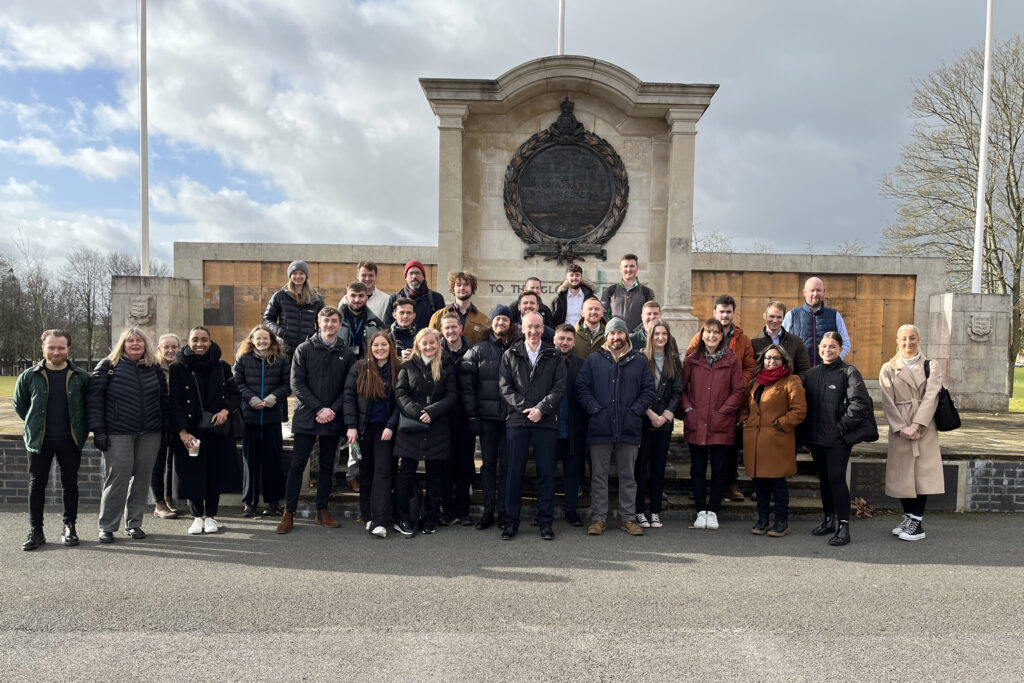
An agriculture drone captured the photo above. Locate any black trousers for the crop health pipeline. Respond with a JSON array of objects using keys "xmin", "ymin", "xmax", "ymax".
[
  {"xmin": 442, "ymin": 414, "xmax": 476, "ymax": 519},
  {"xmin": 285, "ymin": 433, "xmax": 340, "ymax": 513},
  {"xmin": 636, "ymin": 428, "xmax": 672, "ymax": 515},
  {"xmin": 28, "ymin": 438, "xmax": 81, "ymax": 529},
  {"xmin": 901, "ymin": 494, "xmax": 928, "ymax": 517},
  {"xmin": 241, "ymin": 423, "xmax": 284, "ymax": 506},
  {"xmin": 810, "ymin": 444, "xmax": 852, "ymax": 520},
  {"xmin": 557, "ymin": 432, "xmax": 587, "ymax": 515},
  {"xmin": 689, "ymin": 444, "xmax": 728, "ymax": 513},
  {"xmin": 358, "ymin": 422, "xmax": 395, "ymax": 526},
  {"xmin": 505, "ymin": 427, "xmax": 558, "ymax": 528},
  {"xmin": 150, "ymin": 430, "xmax": 175, "ymax": 501},
  {"xmin": 396, "ymin": 457, "xmax": 442, "ymax": 526},
  {"xmin": 190, "ymin": 496, "xmax": 220, "ymax": 518},
  {"xmin": 478, "ymin": 419, "xmax": 507, "ymax": 519},
  {"xmin": 754, "ymin": 477, "xmax": 790, "ymax": 523}
]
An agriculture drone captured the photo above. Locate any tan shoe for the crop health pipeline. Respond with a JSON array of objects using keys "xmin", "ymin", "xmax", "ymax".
[
  {"xmin": 165, "ymin": 498, "xmax": 185, "ymax": 515},
  {"xmin": 724, "ymin": 484, "xmax": 745, "ymax": 501},
  {"xmin": 276, "ymin": 512, "xmax": 294, "ymax": 534},
  {"xmin": 315, "ymin": 509, "xmax": 342, "ymax": 528},
  {"xmin": 348, "ymin": 478, "xmax": 360, "ymax": 492},
  {"xmin": 587, "ymin": 521, "xmax": 606, "ymax": 535},
  {"xmin": 621, "ymin": 520, "xmax": 645, "ymax": 536},
  {"xmin": 154, "ymin": 501, "xmax": 177, "ymax": 519}
]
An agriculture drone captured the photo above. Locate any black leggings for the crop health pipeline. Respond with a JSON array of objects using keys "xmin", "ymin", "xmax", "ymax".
[
  {"xmin": 810, "ymin": 444, "xmax": 851, "ymax": 520},
  {"xmin": 901, "ymin": 494, "xmax": 927, "ymax": 517},
  {"xmin": 689, "ymin": 444, "xmax": 729, "ymax": 513}
]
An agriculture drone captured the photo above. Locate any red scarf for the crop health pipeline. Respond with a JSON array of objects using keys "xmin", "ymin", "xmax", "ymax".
[{"xmin": 756, "ymin": 365, "xmax": 790, "ymax": 386}]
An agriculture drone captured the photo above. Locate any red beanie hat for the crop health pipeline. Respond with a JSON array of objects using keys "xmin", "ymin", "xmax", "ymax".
[{"xmin": 404, "ymin": 259, "xmax": 426, "ymax": 277}]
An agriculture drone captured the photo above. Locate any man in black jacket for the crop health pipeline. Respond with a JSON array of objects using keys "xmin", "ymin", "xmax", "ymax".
[
  {"xmin": 552, "ymin": 324, "xmax": 587, "ymax": 526},
  {"xmin": 551, "ymin": 264, "xmax": 594, "ymax": 326},
  {"xmin": 498, "ymin": 312, "xmax": 566, "ymax": 540},
  {"xmin": 576, "ymin": 317, "xmax": 656, "ymax": 536},
  {"xmin": 508, "ymin": 276, "xmax": 553, "ymax": 326},
  {"xmin": 337, "ymin": 281, "xmax": 384, "ymax": 358},
  {"xmin": 439, "ymin": 312, "xmax": 474, "ymax": 526},
  {"xmin": 382, "ymin": 259, "xmax": 445, "ymax": 330},
  {"xmin": 460, "ymin": 304, "xmax": 519, "ymax": 530},
  {"xmin": 751, "ymin": 301, "xmax": 811, "ymax": 379},
  {"xmin": 279, "ymin": 306, "xmax": 354, "ymax": 534}
]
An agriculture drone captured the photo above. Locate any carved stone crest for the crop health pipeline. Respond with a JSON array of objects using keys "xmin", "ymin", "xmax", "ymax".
[
  {"xmin": 127, "ymin": 295, "xmax": 154, "ymax": 327},
  {"xmin": 966, "ymin": 313, "xmax": 993, "ymax": 342},
  {"xmin": 503, "ymin": 99, "xmax": 629, "ymax": 262}
]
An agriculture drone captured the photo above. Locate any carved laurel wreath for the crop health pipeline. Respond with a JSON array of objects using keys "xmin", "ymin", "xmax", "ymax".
[{"xmin": 503, "ymin": 117, "xmax": 629, "ymax": 250}]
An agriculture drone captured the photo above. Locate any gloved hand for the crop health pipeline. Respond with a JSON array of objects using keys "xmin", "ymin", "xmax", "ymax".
[
  {"xmin": 93, "ymin": 432, "xmax": 111, "ymax": 452},
  {"xmin": 249, "ymin": 396, "xmax": 263, "ymax": 408}
]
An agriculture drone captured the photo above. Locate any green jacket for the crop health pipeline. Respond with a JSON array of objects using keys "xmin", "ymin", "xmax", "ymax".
[{"xmin": 13, "ymin": 360, "xmax": 91, "ymax": 453}]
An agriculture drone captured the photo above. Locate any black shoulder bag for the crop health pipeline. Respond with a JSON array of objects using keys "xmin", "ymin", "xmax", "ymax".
[
  {"xmin": 925, "ymin": 362, "xmax": 961, "ymax": 432},
  {"xmin": 193, "ymin": 371, "xmax": 232, "ymax": 437}
]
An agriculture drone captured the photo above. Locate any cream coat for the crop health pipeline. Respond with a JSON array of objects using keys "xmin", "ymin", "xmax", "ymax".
[{"xmin": 878, "ymin": 353, "xmax": 944, "ymax": 498}]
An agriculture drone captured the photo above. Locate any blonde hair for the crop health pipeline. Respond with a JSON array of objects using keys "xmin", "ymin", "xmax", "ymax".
[
  {"xmin": 286, "ymin": 280, "xmax": 317, "ymax": 306},
  {"xmin": 108, "ymin": 327, "xmax": 157, "ymax": 367},
  {"xmin": 411, "ymin": 327, "xmax": 443, "ymax": 381}
]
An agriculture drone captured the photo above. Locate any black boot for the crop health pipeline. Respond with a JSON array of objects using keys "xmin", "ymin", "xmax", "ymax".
[
  {"xmin": 475, "ymin": 511, "xmax": 494, "ymax": 530},
  {"xmin": 767, "ymin": 518, "xmax": 789, "ymax": 537},
  {"xmin": 828, "ymin": 520, "xmax": 851, "ymax": 546},
  {"xmin": 21, "ymin": 528, "xmax": 45, "ymax": 551},
  {"xmin": 62, "ymin": 524, "xmax": 80, "ymax": 546},
  {"xmin": 811, "ymin": 514, "xmax": 835, "ymax": 536},
  {"xmin": 750, "ymin": 517, "xmax": 769, "ymax": 535}
]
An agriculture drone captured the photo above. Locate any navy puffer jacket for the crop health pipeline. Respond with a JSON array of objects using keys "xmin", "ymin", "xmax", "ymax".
[
  {"xmin": 263, "ymin": 288, "xmax": 324, "ymax": 353},
  {"xmin": 232, "ymin": 352, "xmax": 291, "ymax": 425},
  {"xmin": 87, "ymin": 357, "xmax": 168, "ymax": 435}
]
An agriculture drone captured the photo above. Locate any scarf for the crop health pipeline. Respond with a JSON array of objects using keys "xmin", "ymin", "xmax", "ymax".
[
  {"xmin": 756, "ymin": 365, "xmax": 790, "ymax": 386},
  {"xmin": 402, "ymin": 283, "xmax": 428, "ymax": 299},
  {"xmin": 180, "ymin": 343, "xmax": 219, "ymax": 371},
  {"xmin": 704, "ymin": 346, "xmax": 726, "ymax": 367}
]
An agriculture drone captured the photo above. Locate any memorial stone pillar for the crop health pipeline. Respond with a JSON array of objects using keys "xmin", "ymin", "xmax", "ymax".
[
  {"xmin": 662, "ymin": 108, "xmax": 702, "ymax": 343},
  {"xmin": 434, "ymin": 104, "xmax": 469, "ymax": 293}
]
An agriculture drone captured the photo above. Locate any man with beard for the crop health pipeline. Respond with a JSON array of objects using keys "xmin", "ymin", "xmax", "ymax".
[
  {"xmin": 552, "ymin": 324, "xmax": 587, "ymax": 526},
  {"xmin": 574, "ymin": 297, "xmax": 606, "ymax": 358},
  {"xmin": 460, "ymin": 304, "xmax": 520, "ymax": 530},
  {"xmin": 439, "ymin": 312, "xmax": 475, "ymax": 526},
  {"xmin": 516, "ymin": 290, "xmax": 555, "ymax": 342},
  {"xmin": 429, "ymin": 271, "xmax": 491, "ymax": 346},
  {"xmin": 383, "ymin": 259, "xmax": 445, "ymax": 330},
  {"xmin": 337, "ymin": 281, "xmax": 384, "ymax": 357},
  {"xmin": 498, "ymin": 311, "xmax": 566, "ymax": 540},
  {"xmin": 576, "ymin": 317, "xmax": 656, "ymax": 537},
  {"xmin": 551, "ymin": 264, "xmax": 595, "ymax": 327},
  {"xmin": 388, "ymin": 298, "xmax": 418, "ymax": 361}
]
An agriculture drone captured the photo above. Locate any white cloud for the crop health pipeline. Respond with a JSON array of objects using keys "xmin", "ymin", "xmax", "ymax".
[
  {"xmin": 0, "ymin": 137, "xmax": 138, "ymax": 180},
  {"xmin": 0, "ymin": 177, "xmax": 46, "ymax": 198}
]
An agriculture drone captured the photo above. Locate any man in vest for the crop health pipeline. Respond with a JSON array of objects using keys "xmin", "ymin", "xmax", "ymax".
[{"xmin": 783, "ymin": 277, "xmax": 851, "ymax": 366}]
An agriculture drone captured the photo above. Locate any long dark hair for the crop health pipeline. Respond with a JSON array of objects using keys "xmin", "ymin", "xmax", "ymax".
[
  {"xmin": 644, "ymin": 320, "xmax": 678, "ymax": 380},
  {"xmin": 356, "ymin": 330, "xmax": 400, "ymax": 401},
  {"xmin": 755, "ymin": 343, "xmax": 792, "ymax": 373}
]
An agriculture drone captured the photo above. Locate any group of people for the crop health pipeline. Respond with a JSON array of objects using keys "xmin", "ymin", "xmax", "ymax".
[{"xmin": 15, "ymin": 257, "xmax": 947, "ymax": 550}]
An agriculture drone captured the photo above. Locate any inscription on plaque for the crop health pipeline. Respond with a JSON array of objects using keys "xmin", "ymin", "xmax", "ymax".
[{"xmin": 518, "ymin": 146, "xmax": 613, "ymax": 240}]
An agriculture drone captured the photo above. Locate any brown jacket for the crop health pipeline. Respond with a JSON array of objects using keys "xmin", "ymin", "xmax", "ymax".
[
  {"xmin": 428, "ymin": 303, "xmax": 491, "ymax": 347},
  {"xmin": 739, "ymin": 374, "xmax": 807, "ymax": 478},
  {"xmin": 879, "ymin": 354, "xmax": 944, "ymax": 498},
  {"xmin": 686, "ymin": 325, "xmax": 757, "ymax": 388}
]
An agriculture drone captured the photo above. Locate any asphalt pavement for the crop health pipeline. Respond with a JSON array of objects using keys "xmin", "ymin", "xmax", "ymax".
[{"xmin": 1, "ymin": 507, "xmax": 1021, "ymax": 681}]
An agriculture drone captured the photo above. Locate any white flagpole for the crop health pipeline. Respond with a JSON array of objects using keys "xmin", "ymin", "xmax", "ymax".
[
  {"xmin": 971, "ymin": 0, "xmax": 994, "ymax": 293},
  {"xmin": 139, "ymin": 0, "xmax": 150, "ymax": 276},
  {"xmin": 557, "ymin": 0, "xmax": 565, "ymax": 55}
]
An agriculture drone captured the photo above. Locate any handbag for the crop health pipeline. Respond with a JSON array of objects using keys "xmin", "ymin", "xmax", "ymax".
[
  {"xmin": 398, "ymin": 412, "xmax": 429, "ymax": 433},
  {"xmin": 193, "ymin": 371, "xmax": 232, "ymax": 437},
  {"xmin": 925, "ymin": 362, "xmax": 961, "ymax": 432}
]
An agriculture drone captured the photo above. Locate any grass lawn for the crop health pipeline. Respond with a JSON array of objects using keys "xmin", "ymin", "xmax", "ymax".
[
  {"xmin": 1011, "ymin": 367, "xmax": 1024, "ymax": 413},
  {"xmin": 0, "ymin": 376, "xmax": 15, "ymax": 399}
]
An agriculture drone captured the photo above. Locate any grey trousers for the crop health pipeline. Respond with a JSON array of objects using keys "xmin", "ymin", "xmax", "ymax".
[
  {"xmin": 589, "ymin": 441, "xmax": 639, "ymax": 523},
  {"xmin": 98, "ymin": 432, "xmax": 161, "ymax": 532}
]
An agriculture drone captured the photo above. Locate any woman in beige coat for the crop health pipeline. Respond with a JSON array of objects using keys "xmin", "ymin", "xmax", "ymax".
[{"xmin": 878, "ymin": 324, "xmax": 944, "ymax": 542}]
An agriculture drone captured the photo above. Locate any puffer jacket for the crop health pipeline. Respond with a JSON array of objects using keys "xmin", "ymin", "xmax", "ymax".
[
  {"xmin": 460, "ymin": 331, "xmax": 515, "ymax": 422},
  {"xmin": 394, "ymin": 354, "xmax": 457, "ymax": 461},
  {"xmin": 801, "ymin": 359, "xmax": 873, "ymax": 447},
  {"xmin": 290, "ymin": 334, "xmax": 355, "ymax": 436},
  {"xmin": 576, "ymin": 346, "xmax": 656, "ymax": 445},
  {"xmin": 87, "ymin": 356, "xmax": 168, "ymax": 435},
  {"xmin": 342, "ymin": 359, "xmax": 401, "ymax": 438},
  {"xmin": 644, "ymin": 354, "xmax": 684, "ymax": 432},
  {"xmin": 499, "ymin": 340, "xmax": 566, "ymax": 431},
  {"xmin": 13, "ymin": 360, "xmax": 90, "ymax": 452},
  {"xmin": 263, "ymin": 287, "xmax": 325, "ymax": 353},
  {"xmin": 680, "ymin": 349, "xmax": 744, "ymax": 446},
  {"xmin": 232, "ymin": 352, "xmax": 291, "ymax": 425},
  {"xmin": 443, "ymin": 336, "xmax": 471, "ymax": 417}
]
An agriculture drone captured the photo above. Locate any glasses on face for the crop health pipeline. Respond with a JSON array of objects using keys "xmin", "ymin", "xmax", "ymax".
[{"xmin": 764, "ymin": 355, "xmax": 783, "ymax": 364}]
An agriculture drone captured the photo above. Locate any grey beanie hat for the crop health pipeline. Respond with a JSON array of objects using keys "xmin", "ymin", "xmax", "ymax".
[
  {"xmin": 606, "ymin": 317, "xmax": 628, "ymax": 334},
  {"xmin": 287, "ymin": 260, "xmax": 310, "ymax": 278}
]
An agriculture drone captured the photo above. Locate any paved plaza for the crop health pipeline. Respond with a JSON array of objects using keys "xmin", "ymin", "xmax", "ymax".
[{"xmin": 1, "ymin": 508, "xmax": 1021, "ymax": 681}]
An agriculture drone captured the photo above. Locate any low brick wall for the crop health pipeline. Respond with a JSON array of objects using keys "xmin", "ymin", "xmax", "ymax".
[
  {"xmin": 966, "ymin": 461, "xmax": 1024, "ymax": 512},
  {"xmin": 0, "ymin": 439, "xmax": 107, "ymax": 507}
]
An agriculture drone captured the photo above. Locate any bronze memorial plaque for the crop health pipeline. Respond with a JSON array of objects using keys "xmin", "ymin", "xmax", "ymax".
[{"xmin": 504, "ymin": 99, "xmax": 629, "ymax": 262}]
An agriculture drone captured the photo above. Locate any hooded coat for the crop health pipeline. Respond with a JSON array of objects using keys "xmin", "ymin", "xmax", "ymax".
[
  {"xmin": 680, "ymin": 348, "xmax": 745, "ymax": 446},
  {"xmin": 576, "ymin": 344, "xmax": 656, "ymax": 446}
]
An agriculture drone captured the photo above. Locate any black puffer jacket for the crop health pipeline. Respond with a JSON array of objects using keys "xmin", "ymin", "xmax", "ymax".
[
  {"xmin": 342, "ymin": 359, "xmax": 401, "ymax": 438},
  {"xmin": 263, "ymin": 288, "xmax": 325, "ymax": 353},
  {"xmin": 443, "ymin": 336, "xmax": 470, "ymax": 417},
  {"xmin": 87, "ymin": 356, "xmax": 168, "ymax": 435},
  {"xmin": 232, "ymin": 352, "xmax": 291, "ymax": 425},
  {"xmin": 801, "ymin": 359, "xmax": 873, "ymax": 447},
  {"xmin": 290, "ymin": 334, "xmax": 355, "ymax": 436},
  {"xmin": 169, "ymin": 343, "xmax": 242, "ymax": 434},
  {"xmin": 460, "ymin": 332, "xmax": 515, "ymax": 422},
  {"xmin": 499, "ymin": 340, "xmax": 566, "ymax": 431},
  {"xmin": 645, "ymin": 355, "xmax": 684, "ymax": 432},
  {"xmin": 394, "ymin": 355, "xmax": 457, "ymax": 461}
]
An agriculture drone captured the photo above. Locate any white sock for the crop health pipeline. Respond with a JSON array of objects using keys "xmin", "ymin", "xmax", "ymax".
[{"xmin": 908, "ymin": 514, "xmax": 922, "ymax": 521}]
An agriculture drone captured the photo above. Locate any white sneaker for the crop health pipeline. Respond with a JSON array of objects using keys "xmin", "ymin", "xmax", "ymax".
[
  {"xmin": 650, "ymin": 513, "xmax": 663, "ymax": 528},
  {"xmin": 365, "ymin": 520, "xmax": 373, "ymax": 531},
  {"xmin": 187, "ymin": 517, "xmax": 204, "ymax": 535},
  {"xmin": 636, "ymin": 513, "xmax": 651, "ymax": 528},
  {"xmin": 705, "ymin": 511, "xmax": 719, "ymax": 530},
  {"xmin": 370, "ymin": 525, "xmax": 387, "ymax": 538},
  {"xmin": 892, "ymin": 514, "xmax": 911, "ymax": 536},
  {"xmin": 203, "ymin": 517, "xmax": 219, "ymax": 534},
  {"xmin": 693, "ymin": 511, "xmax": 708, "ymax": 529}
]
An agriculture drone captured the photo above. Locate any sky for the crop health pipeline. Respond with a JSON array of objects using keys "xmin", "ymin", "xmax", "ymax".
[{"xmin": 0, "ymin": 0, "xmax": 1020, "ymax": 268}]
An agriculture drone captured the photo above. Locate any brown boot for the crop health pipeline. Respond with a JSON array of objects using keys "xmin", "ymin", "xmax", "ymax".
[
  {"xmin": 276, "ymin": 512, "xmax": 294, "ymax": 534},
  {"xmin": 724, "ymin": 484, "xmax": 745, "ymax": 501},
  {"xmin": 154, "ymin": 501, "xmax": 177, "ymax": 519},
  {"xmin": 165, "ymin": 498, "xmax": 184, "ymax": 515},
  {"xmin": 315, "ymin": 509, "xmax": 342, "ymax": 528}
]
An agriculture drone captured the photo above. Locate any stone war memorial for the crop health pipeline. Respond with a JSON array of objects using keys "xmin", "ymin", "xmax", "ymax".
[{"xmin": 100, "ymin": 55, "xmax": 1020, "ymax": 513}]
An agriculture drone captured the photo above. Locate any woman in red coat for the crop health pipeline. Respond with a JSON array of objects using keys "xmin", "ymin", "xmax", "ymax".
[{"xmin": 681, "ymin": 318, "xmax": 744, "ymax": 530}]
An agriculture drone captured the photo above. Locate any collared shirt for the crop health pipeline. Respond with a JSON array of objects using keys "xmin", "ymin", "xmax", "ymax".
[
  {"xmin": 565, "ymin": 288, "xmax": 585, "ymax": 327},
  {"xmin": 765, "ymin": 326, "xmax": 782, "ymax": 345},
  {"xmin": 620, "ymin": 278, "xmax": 638, "ymax": 291},
  {"xmin": 526, "ymin": 342, "xmax": 541, "ymax": 367}
]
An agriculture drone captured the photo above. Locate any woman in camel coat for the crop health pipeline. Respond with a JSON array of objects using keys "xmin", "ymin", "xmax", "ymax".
[
  {"xmin": 879, "ymin": 324, "xmax": 944, "ymax": 542},
  {"xmin": 740, "ymin": 344, "xmax": 806, "ymax": 537}
]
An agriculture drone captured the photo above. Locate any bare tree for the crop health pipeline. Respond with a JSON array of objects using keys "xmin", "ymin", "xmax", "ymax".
[
  {"xmin": 0, "ymin": 250, "xmax": 27, "ymax": 371},
  {"xmin": 832, "ymin": 239, "xmax": 868, "ymax": 256},
  {"xmin": 692, "ymin": 229, "xmax": 734, "ymax": 253},
  {"xmin": 751, "ymin": 238, "xmax": 775, "ymax": 254},
  {"xmin": 880, "ymin": 37, "xmax": 1024, "ymax": 394},
  {"xmin": 63, "ymin": 246, "xmax": 108, "ymax": 367}
]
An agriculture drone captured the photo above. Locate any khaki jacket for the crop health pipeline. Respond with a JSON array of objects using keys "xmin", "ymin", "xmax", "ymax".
[{"xmin": 878, "ymin": 353, "xmax": 944, "ymax": 498}]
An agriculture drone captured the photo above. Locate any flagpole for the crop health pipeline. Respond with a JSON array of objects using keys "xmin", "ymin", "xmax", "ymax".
[
  {"xmin": 557, "ymin": 0, "xmax": 565, "ymax": 55},
  {"xmin": 971, "ymin": 0, "xmax": 994, "ymax": 293},
  {"xmin": 139, "ymin": 0, "xmax": 151, "ymax": 276}
]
